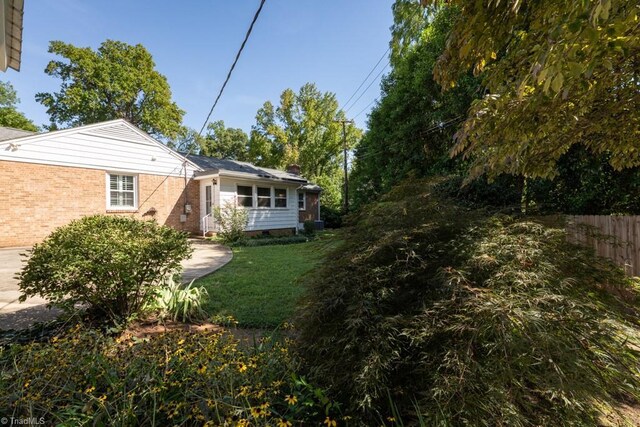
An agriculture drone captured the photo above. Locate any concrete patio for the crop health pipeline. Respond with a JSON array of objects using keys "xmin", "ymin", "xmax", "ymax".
[{"xmin": 0, "ymin": 239, "xmax": 232, "ymax": 330}]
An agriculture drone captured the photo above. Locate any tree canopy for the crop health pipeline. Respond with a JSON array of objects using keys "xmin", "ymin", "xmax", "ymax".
[
  {"xmin": 199, "ymin": 120, "xmax": 249, "ymax": 160},
  {"xmin": 249, "ymin": 83, "xmax": 361, "ymax": 208},
  {"xmin": 351, "ymin": 5, "xmax": 480, "ymax": 208},
  {"xmin": 0, "ymin": 81, "xmax": 38, "ymax": 132},
  {"xmin": 36, "ymin": 40, "xmax": 184, "ymax": 140},
  {"xmin": 419, "ymin": 0, "xmax": 640, "ymax": 180}
]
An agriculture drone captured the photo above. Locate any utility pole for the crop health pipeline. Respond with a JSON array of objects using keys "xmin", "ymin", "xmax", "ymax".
[{"xmin": 334, "ymin": 118, "xmax": 354, "ymax": 213}]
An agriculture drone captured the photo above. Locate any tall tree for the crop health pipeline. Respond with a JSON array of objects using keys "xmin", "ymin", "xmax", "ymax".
[
  {"xmin": 351, "ymin": 5, "xmax": 480, "ymax": 208},
  {"xmin": 0, "ymin": 81, "xmax": 38, "ymax": 131},
  {"xmin": 36, "ymin": 40, "xmax": 184, "ymax": 140},
  {"xmin": 419, "ymin": 0, "xmax": 640, "ymax": 181},
  {"xmin": 249, "ymin": 83, "xmax": 361, "ymax": 208},
  {"xmin": 199, "ymin": 120, "xmax": 249, "ymax": 160}
]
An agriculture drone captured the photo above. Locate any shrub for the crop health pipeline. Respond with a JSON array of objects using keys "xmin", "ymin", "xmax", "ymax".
[
  {"xmin": 303, "ymin": 220, "xmax": 316, "ymax": 236},
  {"xmin": 234, "ymin": 235, "xmax": 310, "ymax": 247},
  {"xmin": 0, "ymin": 326, "xmax": 345, "ymax": 426},
  {"xmin": 18, "ymin": 215, "xmax": 192, "ymax": 322},
  {"xmin": 320, "ymin": 205, "xmax": 343, "ymax": 228},
  {"xmin": 146, "ymin": 276, "xmax": 209, "ymax": 323},
  {"xmin": 213, "ymin": 200, "xmax": 249, "ymax": 244},
  {"xmin": 297, "ymin": 178, "xmax": 640, "ymax": 425}
]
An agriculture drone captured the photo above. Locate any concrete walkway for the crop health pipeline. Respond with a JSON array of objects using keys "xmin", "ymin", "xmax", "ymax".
[{"xmin": 0, "ymin": 239, "xmax": 232, "ymax": 330}]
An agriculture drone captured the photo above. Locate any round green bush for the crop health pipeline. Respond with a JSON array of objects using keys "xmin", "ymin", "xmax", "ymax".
[{"xmin": 18, "ymin": 215, "xmax": 192, "ymax": 321}]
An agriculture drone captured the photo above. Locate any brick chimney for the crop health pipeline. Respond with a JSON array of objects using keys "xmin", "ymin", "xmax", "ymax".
[{"xmin": 286, "ymin": 164, "xmax": 301, "ymax": 175}]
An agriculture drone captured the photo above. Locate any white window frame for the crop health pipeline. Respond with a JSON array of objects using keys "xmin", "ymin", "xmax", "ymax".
[
  {"xmin": 205, "ymin": 185, "xmax": 212, "ymax": 215},
  {"xmin": 256, "ymin": 186, "xmax": 272, "ymax": 208},
  {"xmin": 298, "ymin": 191, "xmax": 306, "ymax": 210},
  {"xmin": 274, "ymin": 187, "xmax": 288, "ymax": 208},
  {"xmin": 236, "ymin": 184, "xmax": 254, "ymax": 208},
  {"xmin": 106, "ymin": 173, "xmax": 138, "ymax": 211}
]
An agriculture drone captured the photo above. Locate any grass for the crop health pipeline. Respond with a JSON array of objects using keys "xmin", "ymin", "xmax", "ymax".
[{"xmin": 196, "ymin": 231, "xmax": 341, "ymax": 328}]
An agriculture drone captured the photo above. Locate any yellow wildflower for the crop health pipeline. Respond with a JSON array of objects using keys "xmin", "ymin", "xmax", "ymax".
[
  {"xmin": 324, "ymin": 416, "xmax": 337, "ymax": 427},
  {"xmin": 277, "ymin": 419, "xmax": 292, "ymax": 427},
  {"xmin": 387, "ymin": 416, "xmax": 396, "ymax": 422},
  {"xmin": 85, "ymin": 386, "xmax": 96, "ymax": 394},
  {"xmin": 237, "ymin": 362, "xmax": 248, "ymax": 373},
  {"xmin": 236, "ymin": 420, "xmax": 250, "ymax": 427},
  {"xmin": 285, "ymin": 394, "xmax": 298, "ymax": 405},
  {"xmin": 177, "ymin": 339, "xmax": 186, "ymax": 345},
  {"xmin": 197, "ymin": 364, "xmax": 207, "ymax": 374}
]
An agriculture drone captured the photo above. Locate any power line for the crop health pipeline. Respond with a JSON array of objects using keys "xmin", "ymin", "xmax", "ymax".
[
  {"xmin": 354, "ymin": 116, "xmax": 466, "ymax": 161},
  {"xmin": 197, "ymin": 0, "xmax": 267, "ymax": 137},
  {"xmin": 353, "ymin": 97, "xmax": 378, "ymax": 120},
  {"xmin": 342, "ymin": 47, "xmax": 390, "ymax": 111},
  {"xmin": 140, "ymin": 0, "xmax": 267, "ymax": 210},
  {"xmin": 344, "ymin": 61, "xmax": 389, "ymax": 114}
]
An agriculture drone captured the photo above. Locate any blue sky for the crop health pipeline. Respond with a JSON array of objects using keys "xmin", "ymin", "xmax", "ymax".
[{"xmin": 8, "ymin": 0, "xmax": 394, "ymax": 134}]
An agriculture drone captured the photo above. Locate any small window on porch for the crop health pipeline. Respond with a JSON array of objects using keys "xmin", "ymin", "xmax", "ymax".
[
  {"xmin": 237, "ymin": 185, "xmax": 253, "ymax": 207},
  {"xmin": 257, "ymin": 187, "xmax": 272, "ymax": 208},
  {"xmin": 275, "ymin": 188, "xmax": 287, "ymax": 208},
  {"xmin": 298, "ymin": 192, "xmax": 305, "ymax": 210}
]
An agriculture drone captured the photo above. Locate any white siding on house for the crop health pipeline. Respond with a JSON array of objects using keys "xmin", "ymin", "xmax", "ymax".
[
  {"xmin": 218, "ymin": 176, "xmax": 299, "ymax": 231},
  {"xmin": 0, "ymin": 120, "xmax": 198, "ymax": 178}
]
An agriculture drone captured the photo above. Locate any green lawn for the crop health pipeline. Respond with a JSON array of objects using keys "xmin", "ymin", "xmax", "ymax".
[{"xmin": 196, "ymin": 232, "xmax": 341, "ymax": 328}]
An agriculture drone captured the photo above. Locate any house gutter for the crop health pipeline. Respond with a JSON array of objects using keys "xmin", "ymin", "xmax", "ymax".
[{"xmin": 194, "ymin": 170, "xmax": 306, "ymax": 184}]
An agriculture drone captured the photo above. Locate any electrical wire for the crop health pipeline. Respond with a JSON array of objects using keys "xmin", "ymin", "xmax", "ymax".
[
  {"xmin": 140, "ymin": 0, "xmax": 267, "ymax": 210},
  {"xmin": 341, "ymin": 47, "xmax": 390, "ymax": 111},
  {"xmin": 197, "ymin": 0, "xmax": 267, "ymax": 137},
  {"xmin": 344, "ymin": 61, "xmax": 389, "ymax": 114}
]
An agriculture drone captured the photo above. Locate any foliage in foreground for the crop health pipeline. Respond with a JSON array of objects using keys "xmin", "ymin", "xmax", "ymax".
[
  {"xmin": 420, "ymin": 0, "xmax": 639, "ymax": 180},
  {"xmin": 18, "ymin": 215, "xmax": 192, "ymax": 322},
  {"xmin": 0, "ymin": 327, "xmax": 343, "ymax": 426},
  {"xmin": 297, "ymin": 177, "xmax": 640, "ymax": 425}
]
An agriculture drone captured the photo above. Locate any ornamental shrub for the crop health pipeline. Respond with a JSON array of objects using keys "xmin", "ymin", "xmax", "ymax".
[
  {"xmin": 18, "ymin": 215, "xmax": 192, "ymax": 322},
  {"xmin": 297, "ymin": 177, "xmax": 640, "ymax": 425},
  {"xmin": 213, "ymin": 200, "xmax": 249, "ymax": 244}
]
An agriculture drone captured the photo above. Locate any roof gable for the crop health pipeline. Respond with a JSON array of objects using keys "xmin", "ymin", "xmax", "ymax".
[{"xmin": 0, "ymin": 119, "xmax": 200, "ymax": 177}]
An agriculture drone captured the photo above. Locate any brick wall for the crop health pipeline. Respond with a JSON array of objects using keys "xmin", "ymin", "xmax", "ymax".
[
  {"xmin": 0, "ymin": 160, "xmax": 200, "ymax": 247},
  {"xmin": 299, "ymin": 192, "xmax": 320, "ymax": 223}
]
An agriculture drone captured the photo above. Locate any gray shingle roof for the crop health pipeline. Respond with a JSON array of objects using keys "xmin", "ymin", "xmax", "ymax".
[
  {"xmin": 0, "ymin": 127, "xmax": 36, "ymax": 141},
  {"xmin": 186, "ymin": 154, "xmax": 308, "ymax": 183}
]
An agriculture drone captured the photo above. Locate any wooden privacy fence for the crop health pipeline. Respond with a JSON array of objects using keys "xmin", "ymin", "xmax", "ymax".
[{"xmin": 566, "ymin": 215, "xmax": 640, "ymax": 277}]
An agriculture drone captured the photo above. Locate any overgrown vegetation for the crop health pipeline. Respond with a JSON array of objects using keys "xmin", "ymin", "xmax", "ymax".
[
  {"xmin": 0, "ymin": 326, "xmax": 345, "ymax": 426},
  {"xmin": 297, "ymin": 178, "xmax": 640, "ymax": 425},
  {"xmin": 18, "ymin": 215, "xmax": 192, "ymax": 322}
]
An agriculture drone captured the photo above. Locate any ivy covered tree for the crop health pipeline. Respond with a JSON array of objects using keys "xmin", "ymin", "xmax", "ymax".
[
  {"xmin": 419, "ymin": 0, "xmax": 640, "ymax": 180},
  {"xmin": 248, "ymin": 83, "xmax": 361, "ymax": 208},
  {"xmin": 0, "ymin": 81, "xmax": 38, "ymax": 131},
  {"xmin": 36, "ymin": 40, "xmax": 184, "ymax": 140}
]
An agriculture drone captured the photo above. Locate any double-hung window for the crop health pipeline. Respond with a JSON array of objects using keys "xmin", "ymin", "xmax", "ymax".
[
  {"xmin": 257, "ymin": 187, "xmax": 272, "ymax": 208},
  {"xmin": 237, "ymin": 185, "xmax": 253, "ymax": 207},
  {"xmin": 274, "ymin": 188, "xmax": 287, "ymax": 208},
  {"xmin": 298, "ymin": 192, "xmax": 305, "ymax": 210},
  {"xmin": 108, "ymin": 174, "xmax": 137, "ymax": 209}
]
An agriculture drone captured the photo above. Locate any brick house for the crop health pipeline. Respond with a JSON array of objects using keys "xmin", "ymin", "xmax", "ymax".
[{"xmin": 0, "ymin": 119, "xmax": 321, "ymax": 247}]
